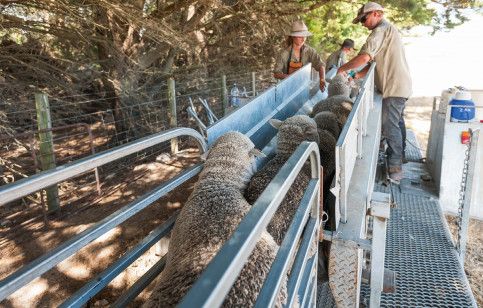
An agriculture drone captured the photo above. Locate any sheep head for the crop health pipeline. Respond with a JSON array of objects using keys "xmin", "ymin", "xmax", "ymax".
[{"xmin": 270, "ymin": 115, "xmax": 319, "ymax": 157}]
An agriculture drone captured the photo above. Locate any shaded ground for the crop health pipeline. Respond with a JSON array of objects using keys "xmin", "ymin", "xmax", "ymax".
[{"xmin": 0, "ymin": 149, "xmax": 201, "ymax": 307}]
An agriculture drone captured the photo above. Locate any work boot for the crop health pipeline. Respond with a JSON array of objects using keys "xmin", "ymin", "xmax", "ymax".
[{"xmin": 388, "ymin": 166, "xmax": 403, "ymax": 181}]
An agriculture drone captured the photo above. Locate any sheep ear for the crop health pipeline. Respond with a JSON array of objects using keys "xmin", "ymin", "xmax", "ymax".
[
  {"xmin": 200, "ymin": 149, "xmax": 210, "ymax": 161},
  {"xmin": 250, "ymin": 148, "xmax": 266, "ymax": 158},
  {"xmin": 269, "ymin": 119, "xmax": 282, "ymax": 129},
  {"xmin": 305, "ymin": 126, "xmax": 318, "ymax": 135}
]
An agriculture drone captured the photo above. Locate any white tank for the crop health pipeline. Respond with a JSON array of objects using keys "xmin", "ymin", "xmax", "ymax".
[{"xmin": 468, "ymin": 89, "xmax": 483, "ymax": 122}]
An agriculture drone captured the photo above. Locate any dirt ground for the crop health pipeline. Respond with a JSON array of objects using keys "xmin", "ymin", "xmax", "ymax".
[
  {"xmin": 0, "ymin": 96, "xmax": 481, "ymax": 307},
  {"xmin": 0, "ymin": 149, "xmax": 202, "ymax": 307}
]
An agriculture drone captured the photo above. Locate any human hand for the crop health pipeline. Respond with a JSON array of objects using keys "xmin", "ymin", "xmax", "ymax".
[
  {"xmin": 337, "ymin": 69, "xmax": 348, "ymax": 78},
  {"xmin": 319, "ymin": 80, "xmax": 326, "ymax": 92}
]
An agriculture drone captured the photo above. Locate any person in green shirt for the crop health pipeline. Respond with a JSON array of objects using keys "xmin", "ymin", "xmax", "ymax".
[
  {"xmin": 326, "ymin": 39, "xmax": 355, "ymax": 71},
  {"xmin": 273, "ymin": 20, "xmax": 327, "ymax": 92}
]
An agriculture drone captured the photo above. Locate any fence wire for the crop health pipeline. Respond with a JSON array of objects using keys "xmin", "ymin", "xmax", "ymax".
[{"xmin": 0, "ymin": 70, "xmax": 275, "ymax": 237}]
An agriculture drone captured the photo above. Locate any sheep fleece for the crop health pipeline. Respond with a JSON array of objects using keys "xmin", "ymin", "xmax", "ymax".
[
  {"xmin": 143, "ymin": 131, "xmax": 284, "ymax": 308},
  {"xmin": 245, "ymin": 115, "xmax": 319, "ymax": 245}
]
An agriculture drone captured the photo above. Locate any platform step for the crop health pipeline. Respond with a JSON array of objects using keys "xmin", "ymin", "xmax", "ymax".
[
  {"xmin": 359, "ymin": 183, "xmax": 477, "ymax": 307},
  {"xmin": 318, "ymin": 129, "xmax": 476, "ymax": 307}
]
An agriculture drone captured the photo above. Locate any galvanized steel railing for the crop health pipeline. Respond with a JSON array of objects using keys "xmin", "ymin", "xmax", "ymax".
[
  {"xmin": 179, "ymin": 141, "xmax": 321, "ymax": 308},
  {"xmin": 0, "ymin": 127, "xmax": 208, "ymax": 304},
  {"xmin": 0, "ymin": 66, "xmax": 321, "ymax": 307},
  {"xmin": 333, "ymin": 62, "xmax": 376, "ymax": 225}
]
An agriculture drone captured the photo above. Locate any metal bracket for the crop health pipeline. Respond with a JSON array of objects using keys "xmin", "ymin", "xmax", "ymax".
[
  {"xmin": 322, "ymin": 230, "xmax": 372, "ymax": 251},
  {"xmin": 370, "ymin": 192, "xmax": 391, "ymax": 219},
  {"xmin": 368, "ymin": 191, "xmax": 391, "ymax": 308}
]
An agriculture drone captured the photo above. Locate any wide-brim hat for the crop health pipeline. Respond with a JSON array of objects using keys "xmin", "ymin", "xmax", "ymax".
[
  {"xmin": 340, "ymin": 39, "xmax": 356, "ymax": 50},
  {"xmin": 352, "ymin": 2, "xmax": 386, "ymax": 24},
  {"xmin": 289, "ymin": 20, "xmax": 313, "ymax": 37}
]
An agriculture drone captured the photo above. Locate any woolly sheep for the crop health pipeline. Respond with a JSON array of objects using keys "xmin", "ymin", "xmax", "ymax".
[
  {"xmin": 143, "ymin": 131, "xmax": 286, "ymax": 308},
  {"xmin": 313, "ymin": 111, "xmax": 341, "ymax": 140},
  {"xmin": 317, "ymin": 130, "xmax": 337, "ymax": 182},
  {"xmin": 328, "ymin": 82, "xmax": 351, "ymax": 97},
  {"xmin": 245, "ymin": 115, "xmax": 319, "ymax": 245},
  {"xmin": 330, "ymin": 102, "xmax": 354, "ymax": 130},
  {"xmin": 313, "ymin": 112, "xmax": 340, "ymax": 182},
  {"xmin": 311, "ymin": 95, "xmax": 353, "ymax": 118},
  {"xmin": 327, "ymin": 74, "xmax": 350, "ymax": 97}
]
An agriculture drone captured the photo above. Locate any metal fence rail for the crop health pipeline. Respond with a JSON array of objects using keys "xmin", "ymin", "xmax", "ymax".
[
  {"xmin": 334, "ymin": 62, "xmax": 376, "ymax": 225},
  {"xmin": 179, "ymin": 141, "xmax": 321, "ymax": 308},
  {"xmin": 0, "ymin": 128, "xmax": 207, "ymax": 303}
]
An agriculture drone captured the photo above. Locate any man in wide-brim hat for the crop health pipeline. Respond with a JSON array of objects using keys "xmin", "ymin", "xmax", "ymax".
[
  {"xmin": 337, "ymin": 2, "xmax": 413, "ymax": 181},
  {"xmin": 273, "ymin": 20, "xmax": 327, "ymax": 92},
  {"xmin": 326, "ymin": 38, "xmax": 356, "ymax": 70}
]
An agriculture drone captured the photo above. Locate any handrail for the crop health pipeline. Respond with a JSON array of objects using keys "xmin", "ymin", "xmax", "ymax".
[
  {"xmin": 335, "ymin": 62, "xmax": 376, "ymax": 224},
  {"xmin": 179, "ymin": 141, "xmax": 320, "ymax": 308},
  {"xmin": 0, "ymin": 127, "xmax": 208, "ymax": 206},
  {"xmin": 0, "ymin": 128, "xmax": 208, "ymax": 302}
]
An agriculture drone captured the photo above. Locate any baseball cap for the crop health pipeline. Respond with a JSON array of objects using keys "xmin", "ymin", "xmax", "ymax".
[{"xmin": 352, "ymin": 2, "xmax": 386, "ymax": 24}]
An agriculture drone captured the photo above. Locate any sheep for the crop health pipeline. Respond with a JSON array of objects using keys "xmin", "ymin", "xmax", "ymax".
[
  {"xmin": 327, "ymin": 74, "xmax": 351, "ymax": 98},
  {"xmin": 245, "ymin": 115, "xmax": 319, "ymax": 245},
  {"xmin": 311, "ymin": 95, "xmax": 353, "ymax": 118},
  {"xmin": 143, "ymin": 131, "xmax": 286, "ymax": 308},
  {"xmin": 311, "ymin": 95, "xmax": 354, "ymax": 131},
  {"xmin": 313, "ymin": 112, "xmax": 340, "ymax": 182},
  {"xmin": 317, "ymin": 130, "xmax": 337, "ymax": 182},
  {"xmin": 313, "ymin": 111, "xmax": 341, "ymax": 140}
]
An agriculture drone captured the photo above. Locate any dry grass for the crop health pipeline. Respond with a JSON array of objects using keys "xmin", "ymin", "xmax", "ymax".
[{"xmin": 406, "ymin": 96, "xmax": 483, "ymax": 307}]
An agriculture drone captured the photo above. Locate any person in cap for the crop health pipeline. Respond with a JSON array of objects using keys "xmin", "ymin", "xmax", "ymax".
[
  {"xmin": 337, "ymin": 2, "xmax": 412, "ymax": 180},
  {"xmin": 274, "ymin": 20, "xmax": 327, "ymax": 92},
  {"xmin": 326, "ymin": 39, "xmax": 356, "ymax": 70}
]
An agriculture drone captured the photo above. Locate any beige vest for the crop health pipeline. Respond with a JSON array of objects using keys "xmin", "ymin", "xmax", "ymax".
[{"xmin": 359, "ymin": 19, "xmax": 412, "ymax": 98}]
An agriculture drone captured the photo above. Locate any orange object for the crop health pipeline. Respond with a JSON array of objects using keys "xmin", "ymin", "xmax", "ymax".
[
  {"xmin": 461, "ymin": 131, "xmax": 470, "ymax": 144},
  {"xmin": 288, "ymin": 62, "xmax": 303, "ymax": 74}
]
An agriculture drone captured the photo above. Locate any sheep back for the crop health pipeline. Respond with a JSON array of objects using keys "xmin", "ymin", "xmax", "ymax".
[
  {"xmin": 144, "ymin": 131, "xmax": 284, "ymax": 308},
  {"xmin": 245, "ymin": 156, "xmax": 310, "ymax": 245},
  {"xmin": 328, "ymin": 81, "xmax": 350, "ymax": 97},
  {"xmin": 313, "ymin": 111, "xmax": 341, "ymax": 140},
  {"xmin": 318, "ymin": 130, "xmax": 337, "ymax": 182},
  {"xmin": 311, "ymin": 95, "xmax": 353, "ymax": 118}
]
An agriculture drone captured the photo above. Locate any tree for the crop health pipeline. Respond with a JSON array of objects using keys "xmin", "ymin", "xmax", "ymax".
[
  {"xmin": 304, "ymin": 0, "xmax": 482, "ymax": 59},
  {"xmin": 0, "ymin": 0, "xmax": 481, "ymax": 139}
]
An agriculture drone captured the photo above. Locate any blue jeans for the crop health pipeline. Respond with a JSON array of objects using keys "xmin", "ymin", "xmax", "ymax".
[
  {"xmin": 399, "ymin": 107, "xmax": 406, "ymax": 155},
  {"xmin": 382, "ymin": 97, "xmax": 407, "ymax": 167}
]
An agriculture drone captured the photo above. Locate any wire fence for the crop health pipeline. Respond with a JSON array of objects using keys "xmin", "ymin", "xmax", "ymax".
[{"xmin": 0, "ymin": 70, "xmax": 276, "ymax": 238}]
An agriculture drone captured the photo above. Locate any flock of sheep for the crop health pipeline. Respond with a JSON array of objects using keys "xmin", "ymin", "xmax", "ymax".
[{"xmin": 143, "ymin": 74, "xmax": 357, "ymax": 307}]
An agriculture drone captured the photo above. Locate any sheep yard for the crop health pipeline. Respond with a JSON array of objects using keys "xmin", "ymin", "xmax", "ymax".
[
  {"xmin": 0, "ymin": 95, "xmax": 481, "ymax": 307},
  {"xmin": 0, "ymin": 143, "xmax": 202, "ymax": 307},
  {"xmin": 0, "ymin": 90, "xmax": 483, "ymax": 307}
]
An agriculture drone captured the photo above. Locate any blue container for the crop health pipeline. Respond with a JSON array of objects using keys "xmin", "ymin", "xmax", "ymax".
[{"xmin": 449, "ymin": 98, "xmax": 475, "ymax": 122}]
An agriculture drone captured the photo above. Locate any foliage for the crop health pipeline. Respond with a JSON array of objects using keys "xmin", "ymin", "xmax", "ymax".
[
  {"xmin": 304, "ymin": 0, "xmax": 482, "ymax": 58},
  {"xmin": 0, "ymin": 0, "xmax": 481, "ymax": 138}
]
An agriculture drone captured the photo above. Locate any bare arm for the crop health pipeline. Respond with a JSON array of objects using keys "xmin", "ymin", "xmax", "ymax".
[
  {"xmin": 337, "ymin": 54, "xmax": 371, "ymax": 77},
  {"xmin": 318, "ymin": 65, "xmax": 326, "ymax": 92},
  {"xmin": 274, "ymin": 72, "xmax": 288, "ymax": 80}
]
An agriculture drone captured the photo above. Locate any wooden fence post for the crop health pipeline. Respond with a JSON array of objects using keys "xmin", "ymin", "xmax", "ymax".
[
  {"xmin": 35, "ymin": 93, "xmax": 60, "ymax": 212},
  {"xmin": 168, "ymin": 78, "xmax": 178, "ymax": 154},
  {"xmin": 251, "ymin": 72, "xmax": 256, "ymax": 97},
  {"xmin": 221, "ymin": 75, "xmax": 227, "ymax": 117}
]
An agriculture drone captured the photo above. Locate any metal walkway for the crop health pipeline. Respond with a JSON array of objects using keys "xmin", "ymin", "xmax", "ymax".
[{"xmin": 318, "ymin": 129, "xmax": 477, "ymax": 307}]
